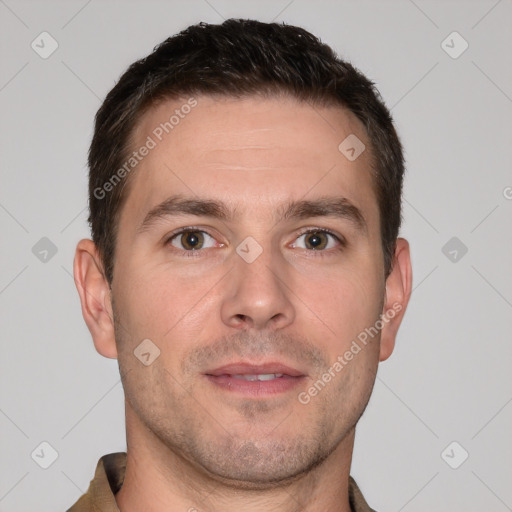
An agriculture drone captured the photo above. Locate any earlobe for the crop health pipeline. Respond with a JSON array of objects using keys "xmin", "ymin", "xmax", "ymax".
[
  {"xmin": 73, "ymin": 239, "xmax": 118, "ymax": 359},
  {"xmin": 379, "ymin": 238, "xmax": 412, "ymax": 362}
]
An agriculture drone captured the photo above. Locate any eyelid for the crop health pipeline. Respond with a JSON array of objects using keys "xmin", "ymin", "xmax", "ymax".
[
  {"xmin": 164, "ymin": 226, "xmax": 224, "ymax": 247},
  {"xmin": 295, "ymin": 226, "xmax": 344, "ymax": 240}
]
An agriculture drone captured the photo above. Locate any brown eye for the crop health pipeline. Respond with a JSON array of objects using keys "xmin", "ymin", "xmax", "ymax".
[
  {"xmin": 304, "ymin": 232, "xmax": 328, "ymax": 250},
  {"xmin": 181, "ymin": 231, "xmax": 203, "ymax": 250},
  {"xmin": 169, "ymin": 230, "xmax": 214, "ymax": 250},
  {"xmin": 292, "ymin": 230, "xmax": 341, "ymax": 251}
]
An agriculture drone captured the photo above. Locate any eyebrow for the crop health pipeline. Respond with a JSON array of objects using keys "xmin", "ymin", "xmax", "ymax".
[{"xmin": 136, "ymin": 194, "xmax": 367, "ymax": 234}]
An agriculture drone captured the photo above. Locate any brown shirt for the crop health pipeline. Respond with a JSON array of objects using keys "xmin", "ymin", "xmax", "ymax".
[{"xmin": 66, "ymin": 452, "xmax": 377, "ymax": 512}]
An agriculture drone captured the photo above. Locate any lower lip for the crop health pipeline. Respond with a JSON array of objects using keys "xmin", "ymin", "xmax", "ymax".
[{"xmin": 205, "ymin": 374, "xmax": 305, "ymax": 397}]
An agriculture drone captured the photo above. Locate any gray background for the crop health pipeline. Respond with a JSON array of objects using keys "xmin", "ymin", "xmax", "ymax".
[{"xmin": 1, "ymin": 0, "xmax": 511, "ymax": 510}]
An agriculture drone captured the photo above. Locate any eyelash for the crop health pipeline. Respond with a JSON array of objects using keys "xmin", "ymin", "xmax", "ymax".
[{"xmin": 164, "ymin": 226, "xmax": 345, "ymax": 258}]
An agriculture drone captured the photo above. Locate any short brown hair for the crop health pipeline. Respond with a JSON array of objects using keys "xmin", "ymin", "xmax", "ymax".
[{"xmin": 88, "ymin": 18, "xmax": 405, "ymax": 285}]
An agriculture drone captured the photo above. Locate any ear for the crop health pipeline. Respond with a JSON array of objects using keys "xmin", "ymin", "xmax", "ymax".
[
  {"xmin": 379, "ymin": 238, "xmax": 412, "ymax": 362},
  {"xmin": 73, "ymin": 239, "xmax": 118, "ymax": 359}
]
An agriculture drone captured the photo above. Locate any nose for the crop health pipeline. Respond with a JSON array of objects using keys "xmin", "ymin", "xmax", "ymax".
[{"xmin": 220, "ymin": 243, "xmax": 296, "ymax": 331}]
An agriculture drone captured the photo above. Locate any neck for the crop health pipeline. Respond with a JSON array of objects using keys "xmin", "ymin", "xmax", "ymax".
[{"xmin": 115, "ymin": 402, "xmax": 355, "ymax": 512}]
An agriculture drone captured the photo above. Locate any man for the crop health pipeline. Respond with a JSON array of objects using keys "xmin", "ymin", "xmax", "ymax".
[{"xmin": 69, "ymin": 18, "xmax": 412, "ymax": 512}]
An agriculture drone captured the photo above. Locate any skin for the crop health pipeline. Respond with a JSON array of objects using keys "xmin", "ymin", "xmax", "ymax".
[{"xmin": 74, "ymin": 94, "xmax": 412, "ymax": 512}]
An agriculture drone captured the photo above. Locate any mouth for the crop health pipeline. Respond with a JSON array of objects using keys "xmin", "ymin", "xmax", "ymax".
[{"xmin": 204, "ymin": 362, "xmax": 306, "ymax": 397}]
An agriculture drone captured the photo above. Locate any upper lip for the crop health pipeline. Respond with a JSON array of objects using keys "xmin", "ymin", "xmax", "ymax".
[{"xmin": 205, "ymin": 361, "xmax": 305, "ymax": 377}]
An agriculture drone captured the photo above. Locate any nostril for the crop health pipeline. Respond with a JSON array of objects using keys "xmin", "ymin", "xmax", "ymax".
[{"xmin": 234, "ymin": 314, "xmax": 254, "ymax": 328}]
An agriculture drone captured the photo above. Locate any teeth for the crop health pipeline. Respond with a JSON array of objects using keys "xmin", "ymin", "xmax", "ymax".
[{"xmin": 232, "ymin": 373, "xmax": 284, "ymax": 381}]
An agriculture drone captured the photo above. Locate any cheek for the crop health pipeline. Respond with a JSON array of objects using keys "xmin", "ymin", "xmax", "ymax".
[
  {"xmin": 298, "ymin": 264, "xmax": 384, "ymax": 349},
  {"xmin": 116, "ymin": 259, "xmax": 177, "ymax": 320},
  {"xmin": 114, "ymin": 262, "xmax": 216, "ymax": 358}
]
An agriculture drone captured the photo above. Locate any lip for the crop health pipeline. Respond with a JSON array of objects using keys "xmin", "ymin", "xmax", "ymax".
[
  {"xmin": 204, "ymin": 361, "xmax": 306, "ymax": 397},
  {"xmin": 205, "ymin": 362, "xmax": 305, "ymax": 377}
]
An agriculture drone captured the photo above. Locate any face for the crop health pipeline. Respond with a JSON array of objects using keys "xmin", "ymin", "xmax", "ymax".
[{"xmin": 95, "ymin": 94, "xmax": 400, "ymax": 485}]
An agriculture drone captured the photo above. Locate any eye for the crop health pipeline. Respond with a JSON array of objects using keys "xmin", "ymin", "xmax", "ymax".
[
  {"xmin": 167, "ymin": 229, "xmax": 219, "ymax": 251},
  {"xmin": 291, "ymin": 229, "xmax": 342, "ymax": 251}
]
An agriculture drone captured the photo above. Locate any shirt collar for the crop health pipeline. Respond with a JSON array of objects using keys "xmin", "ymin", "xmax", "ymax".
[{"xmin": 67, "ymin": 452, "xmax": 376, "ymax": 512}]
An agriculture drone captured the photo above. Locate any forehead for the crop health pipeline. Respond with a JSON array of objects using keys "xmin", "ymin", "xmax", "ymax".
[{"xmin": 121, "ymin": 94, "xmax": 377, "ymax": 227}]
